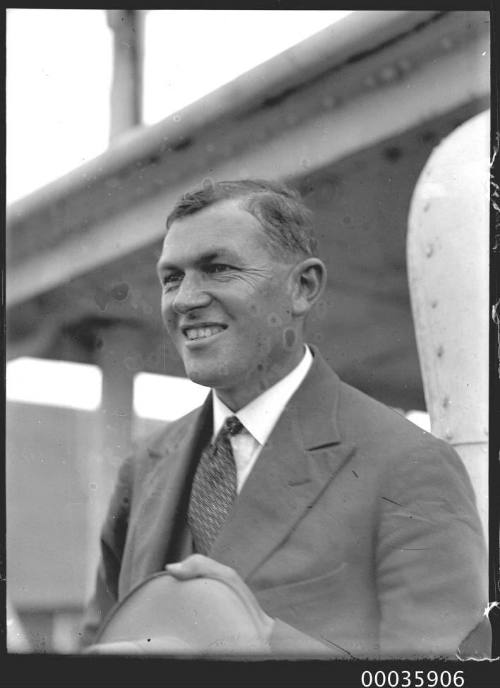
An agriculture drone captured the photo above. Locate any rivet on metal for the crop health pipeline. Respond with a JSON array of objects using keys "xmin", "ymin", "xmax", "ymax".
[
  {"xmin": 445, "ymin": 430, "xmax": 453, "ymax": 440},
  {"xmin": 431, "ymin": 300, "xmax": 438, "ymax": 309},
  {"xmin": 437, "ymin": 345, "xmax": 444, "ymax": 358},
  {"xmin": 426, "ymin": 244, "xmax": 434, "ymax": 257}
]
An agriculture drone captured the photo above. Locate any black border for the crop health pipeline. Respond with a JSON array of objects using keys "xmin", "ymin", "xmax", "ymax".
[
  {"xmin": 488, "ymin": 0, "xmax": 500, "ymax": 666},
  {"xmin": 3, "ymin": 4, "xmax": 499, "ymax": 687}
]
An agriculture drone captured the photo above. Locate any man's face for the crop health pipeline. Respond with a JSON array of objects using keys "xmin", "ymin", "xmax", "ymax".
[{"xmin": 157, "ymin": 199, "xmax": 302, "ymax": 405}]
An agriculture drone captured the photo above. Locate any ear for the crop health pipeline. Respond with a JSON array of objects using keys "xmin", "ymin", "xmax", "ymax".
[{"xmin": 290, "ymin": 258, "xmax": 327, "ymax": 317}]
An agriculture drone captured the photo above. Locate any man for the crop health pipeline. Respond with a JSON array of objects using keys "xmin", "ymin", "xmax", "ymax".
[{"xmin": 81, "ymin": 179, "xmax": 488, "ymax": 658}]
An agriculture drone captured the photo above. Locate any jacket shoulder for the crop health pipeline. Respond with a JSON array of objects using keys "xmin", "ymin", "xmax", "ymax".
[
  {"xmin": 336, "ymin": 380, "xmax": 479, "ymax": 508},
  {"xmin": 338, "ymin": 380, "xmax": 448, "ymax": 453}
]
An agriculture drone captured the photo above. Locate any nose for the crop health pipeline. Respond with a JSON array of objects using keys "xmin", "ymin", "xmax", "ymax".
[{"xmin": 170, "ymin": 272, "xmax": 211, "ymax": 315}]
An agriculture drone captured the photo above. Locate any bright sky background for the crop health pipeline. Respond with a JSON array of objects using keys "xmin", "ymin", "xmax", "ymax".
[
  {"xmin": 7, "ymin": 8, "xmax": 352, "ymax": 204},
  {"xmin": 134, "ymin": 372, "xmax": 209, "ymax": 421},
  {"xmin": 142, "ymin": 10, "xmax": 353, "ymax": 125},
  {"xmin": 5, "ymin": 8, "xmax": 430, "ymax": 428},
  {"xmin": 6, "ymin": 358, "xmax": 103, "ymax": 411},
  {"xmin": 6, "ymin": 10, "xmax": 112, "ymax": 205}
]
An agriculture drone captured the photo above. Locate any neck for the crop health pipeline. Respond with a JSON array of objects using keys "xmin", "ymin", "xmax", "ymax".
[{"xmin": 215, "ymin": 345, "xmax": 306, "ymax": 411}]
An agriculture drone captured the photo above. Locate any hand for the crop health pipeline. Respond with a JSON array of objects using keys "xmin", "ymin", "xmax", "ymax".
[{"xmin": 165, "ymin": 554, "xmax": 275, "ymax": 641}]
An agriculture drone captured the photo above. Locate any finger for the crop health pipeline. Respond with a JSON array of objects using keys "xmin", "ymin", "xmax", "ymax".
[{"xmin": 165, "ymin": 554, "xmax": 236, "ymax": 581}]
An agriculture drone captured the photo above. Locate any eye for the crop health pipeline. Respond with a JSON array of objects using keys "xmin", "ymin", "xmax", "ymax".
[
  {"xmin": 206, "ymin": 263, "xmax": 232, "ymax": 274},
  {"xmin": 161, "ymin": 272, "xmax": 183, "ymax": 289}
]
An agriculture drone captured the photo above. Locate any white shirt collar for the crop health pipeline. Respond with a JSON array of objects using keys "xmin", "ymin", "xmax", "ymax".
[{"xmin": 212, "ymin": 346, "xmax": 313, "ymax": 445}]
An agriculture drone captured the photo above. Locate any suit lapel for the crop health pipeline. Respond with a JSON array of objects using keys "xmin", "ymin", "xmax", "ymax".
[
  {"xmin": 210, "ymin": 350, "xmax": 356, "ymax": 580},
  {"xmin": 124, "ymin": 395, "xmax": 212, "ymax": 591}
]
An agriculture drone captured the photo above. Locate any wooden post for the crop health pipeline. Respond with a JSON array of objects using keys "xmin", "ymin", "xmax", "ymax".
[{"xmin": 106, "ymin": 9, "xmax": 144, "ymax": 141}]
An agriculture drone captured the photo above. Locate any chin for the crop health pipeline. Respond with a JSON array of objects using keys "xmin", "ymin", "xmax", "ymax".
[
  {"xmin": 183, "ymin": 359, "xmax": 243, "ymax": 392},
  {"xmin": 183, "ymin": 363, "xmax": 225, "ymax": 389}
]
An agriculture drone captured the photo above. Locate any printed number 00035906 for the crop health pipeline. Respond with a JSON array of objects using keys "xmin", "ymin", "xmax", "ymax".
[{"xmin": 361, "ymin": 671, "xmax": 465, "ymax": 688}]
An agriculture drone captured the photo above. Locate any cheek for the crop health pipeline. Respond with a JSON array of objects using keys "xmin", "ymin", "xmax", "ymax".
[
  {"xmin": 253, "ymin": 290, "xmax": 293, "ymax": 327},
  {"xmin": 241, "ymin": 303, "xmax": 276, "ymax": 335},
  {"xmin": 161, "ymin": 299, "xmax": 177, "ymax": 331},
  {"xmin": 238, "ymin": 307, "xmax": 288, "ymax": 345}
]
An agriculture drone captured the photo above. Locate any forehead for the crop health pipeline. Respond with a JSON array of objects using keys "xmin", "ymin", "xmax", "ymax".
[{"xmin": 160, "ymin": 199, "xmax": 272, "ymax": 263}]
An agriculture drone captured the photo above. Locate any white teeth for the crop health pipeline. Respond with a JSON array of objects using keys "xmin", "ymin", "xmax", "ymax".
[{"xmin": 185, "ymin": 326, "xmax": 223, "ymax": 341}]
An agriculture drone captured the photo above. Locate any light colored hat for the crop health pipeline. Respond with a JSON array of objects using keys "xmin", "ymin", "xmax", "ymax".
[{"xmin": 85, "ymin": 572, "xmax": 272, "ymax": 656}]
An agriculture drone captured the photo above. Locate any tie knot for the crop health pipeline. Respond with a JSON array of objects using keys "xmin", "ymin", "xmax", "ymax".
[{"xmin": 222, "ymin": 415, "xmax": 243, "ymax": 437}]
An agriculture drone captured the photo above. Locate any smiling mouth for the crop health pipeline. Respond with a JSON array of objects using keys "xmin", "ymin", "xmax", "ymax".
[{"xmin": 183, "ymin": 325, "xmax": 227, "ymax": 341}]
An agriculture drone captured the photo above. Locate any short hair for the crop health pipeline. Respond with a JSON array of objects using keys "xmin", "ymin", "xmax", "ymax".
[{"xmin": 166, "ymin": 179, "xmax": 317, "ymax": 258}]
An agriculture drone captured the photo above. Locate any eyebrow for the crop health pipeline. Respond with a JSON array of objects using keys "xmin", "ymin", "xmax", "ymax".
[{"xmin": 156, "ymin": 249, "xmax": 238, "ymax": 275}]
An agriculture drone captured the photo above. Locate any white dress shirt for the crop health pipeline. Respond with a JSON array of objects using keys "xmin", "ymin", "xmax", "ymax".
[{"xmin": 211, "ymin": 346, "xmax": 313, "ymax": 493}]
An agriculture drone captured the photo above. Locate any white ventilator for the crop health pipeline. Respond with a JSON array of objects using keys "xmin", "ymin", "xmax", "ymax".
[{"xmin": 407, "ymin": 110, "xmax": 490, "ymax": 539}]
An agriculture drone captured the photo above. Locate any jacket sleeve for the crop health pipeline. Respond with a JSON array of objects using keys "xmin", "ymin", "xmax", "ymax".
[
  {"xmin": 375, "ymin": 441, "xmax": 490, "ymax": 658},
  {"xmin": 79, "ymin": 454, "xmax": 134, "ymax": 648}
]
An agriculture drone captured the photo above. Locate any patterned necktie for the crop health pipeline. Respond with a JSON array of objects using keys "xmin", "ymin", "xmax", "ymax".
[{"xmin": 188, "ymin": 415, "xmax": 244, "ymax": 555}]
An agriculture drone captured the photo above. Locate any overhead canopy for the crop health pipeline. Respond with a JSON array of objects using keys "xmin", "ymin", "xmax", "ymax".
[{"xmin": 6, "ymin": 10, "xmax": 489, "ymax": 410}]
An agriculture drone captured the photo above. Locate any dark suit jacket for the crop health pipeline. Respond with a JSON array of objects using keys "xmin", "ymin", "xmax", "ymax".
[{"xmin": 81, "ymin": 349, "xmax": 488, "ymax": 658}]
